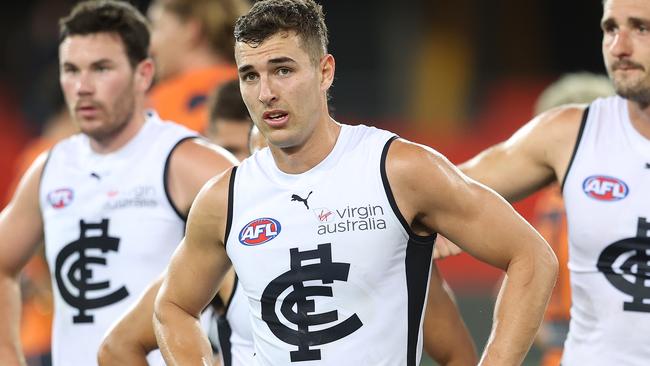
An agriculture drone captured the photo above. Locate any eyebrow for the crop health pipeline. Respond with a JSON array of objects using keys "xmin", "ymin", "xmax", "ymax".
[
  {"xmin": 238, "ymin": 56, "xmax": 298, "ymax": 74},
  {"xmin": 61, "ymin": 58, "xmax": 114, "ymax": 68},
  {"xmin": 601, "ymin": 16, "xmax": 650, "ymax": 28}
]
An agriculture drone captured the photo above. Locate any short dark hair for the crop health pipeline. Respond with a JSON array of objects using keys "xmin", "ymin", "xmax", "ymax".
[
  {"xmin": 59, "ymin": 0, "xmax": 150, "ymax": 68},
  {"xmin": 234, "ymin": 0, "xmax": 328, "ymax": 64},
  {"xmin": 209, "ymin": 79, "xmax": 250, "ymax": 124}
]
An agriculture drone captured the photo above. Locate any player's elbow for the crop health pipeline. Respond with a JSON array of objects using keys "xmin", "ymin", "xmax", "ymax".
[
  {"xmin": 97, "ymin": 330, "xmax": 139, "ymax": 366},
  {"xmin": 152, "ymin": 290, "xmax": 182, "ymax": 342},
  {"xmin": 537, "ymin": 239, "xmax": 559, "ymax": 283}
]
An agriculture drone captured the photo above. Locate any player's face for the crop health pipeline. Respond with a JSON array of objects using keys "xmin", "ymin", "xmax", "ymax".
[
  {"xmin": 207, "ymin": 118, "xmax": 252, "ymax": 161},
  {"xmin": 148, "ymin": 4, "xmax": 186, "ymax": 81},
  {"xmin": 59, "ymin": 33, "xmax": 139, "ymax": 143},
  {"xmin": 602, "ymin": 0, "xmax": 650, "ymax": 105},
  {"xmin": 235, "ymin": 31, "xmax": 333, "ymax": 150}
]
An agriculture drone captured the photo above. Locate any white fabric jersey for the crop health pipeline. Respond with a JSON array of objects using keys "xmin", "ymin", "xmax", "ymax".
[
  {"xmin": 226, "ymin": 124, "xmax": 435, "ymax": 366},
  {"xmin": 40, "ymin": 112, "xmax": 195, "ymax": 366},
  {"xmin": 562, "ymin": 96, "xmax": 650, "ymax": 365},
  {"xmin": 216, "ymin": 277, "xmax": 255, "ymax": 366}
]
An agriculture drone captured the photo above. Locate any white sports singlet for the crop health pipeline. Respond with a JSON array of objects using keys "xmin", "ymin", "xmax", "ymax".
[
  {"xmin": 40, "ymin": 111, "xmax": 195, "ymax": 366},
  {"xmin": 562, "ymin": 95, "xmax": 650, "ymax": 365},
  {"xmin": 216, "ymin": 277, "xmax": 255, "ymax": 366},
  {"xmin": 225, "ymin": 124, "xmax": 435, "ymax": 366}
]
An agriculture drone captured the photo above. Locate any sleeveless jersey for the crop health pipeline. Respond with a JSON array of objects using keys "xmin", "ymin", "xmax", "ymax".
[
  {"xmin": 225, "ymin": 124, "xmax": 435, "ymax": 366},
  {"xmin": 40, "ymin": 112, "xmax": 196, "ymax": 366},
  {"xmin": 216, "ymin": 277, "xmax": 255, "ymax": 366},
  {"xmin": 562, "ymin": 95, "xmax": 650, "ymax": 365}
]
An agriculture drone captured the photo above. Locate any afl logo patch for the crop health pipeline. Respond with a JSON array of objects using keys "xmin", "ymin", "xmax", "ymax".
[
  {"xmin": 239, "ymin": 218, "xmax": 281, "ymax": 246},
  {"xmin": 583, "ymin": 175, "xmax": 629, "ymax": 201},
  {"xmin": 48, "ymin": 188, "xmax": 74, "ymax": 209}
]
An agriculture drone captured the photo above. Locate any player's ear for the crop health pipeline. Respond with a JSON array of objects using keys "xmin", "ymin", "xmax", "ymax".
[
  {"xmin": 134, "ymin": 58, "xmax": 155, "ymax": 92},
  {"xmin": 319, "ymin": 54, "xmax": 335, "ymax": 93}
]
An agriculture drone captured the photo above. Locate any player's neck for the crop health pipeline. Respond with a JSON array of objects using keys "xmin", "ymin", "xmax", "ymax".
[
  {"xmin": 270, "ymin": 117, "xmax": 341, "ymax": 175},
  {"xmin": 89, "ymin": 106, "xmax": 147, "ymax": 154},
  {"xmin": 627, "ymin": 99, "xmax": 650, "ymax": 140}
]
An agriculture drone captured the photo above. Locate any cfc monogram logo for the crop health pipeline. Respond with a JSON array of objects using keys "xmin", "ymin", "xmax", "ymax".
[
  {"xmin": 597, "ymin": 217, "xmax": 650, "ymax": 312},
  {"xmin": 55, "ymin": 219, "xmax": 129, "ymax": 323},
  {"xmin": 261, "ymin": 243, "xmax": 363, "ymax": 362}
]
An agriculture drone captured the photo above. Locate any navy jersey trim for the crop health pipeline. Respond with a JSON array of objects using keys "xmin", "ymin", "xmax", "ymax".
[
  {"xmin": 223, "ymin": 166, "xmax": 238, "ymax": 245},
  {"xmin": 561, "ymin": 107, "xmax": 589, "ymax": 194},
  {"xmin": 163, "ymin": 136, "xmax": 199, "ymax": 221},
  {"xmin": 405, "ymin": 236, "xmax": 434, "ymax": 365},
  {"xmin": 380, "ymin": 136, "xmax": 437, "ymax": 245},
  {"xmin": 217, "ymin": 316, "xmax": 234, "ymax": 366}
]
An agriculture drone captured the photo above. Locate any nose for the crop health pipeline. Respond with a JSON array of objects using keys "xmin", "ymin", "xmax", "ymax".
[
  {"xmin": 609, "ymin": 29, "xmax": 633, "ymax": 58},
  {"xmin": 258, "ymin": 75, "xmax": 277, "ymax": 106},
  {"xmin": 75, "ymin": 71, "xmax": 95, "ymax": 96}
]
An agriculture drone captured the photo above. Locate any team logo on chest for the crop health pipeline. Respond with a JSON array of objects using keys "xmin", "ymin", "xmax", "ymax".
[
  {"xmin": 582, "ymin": 175, "xmax": 629, "ymax": 201},
  {"xmin": 55, "ymin": 219, "xmax": 129, "ymax": 323},
  {"xmin": 596, "ymin": 217, "xmax": 650, "ymax": 312},
  {"xmin": 47, "ymin": 188, "xmax": 74, "ymax": 209},
  {"xmin": 261, "ymin": 243, "xmax": 363, "ymax": 362},
  {"xmin": 239, "ymin": 218, "xmax": 281, "ymax": 245}
]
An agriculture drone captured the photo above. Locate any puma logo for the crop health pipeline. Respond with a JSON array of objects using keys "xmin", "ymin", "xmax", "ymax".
[{"xmin": 291, "ymin": 191, "xmax": 313, "ymax": 209}]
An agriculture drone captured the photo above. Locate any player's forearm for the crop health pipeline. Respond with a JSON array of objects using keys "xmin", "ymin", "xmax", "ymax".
[
  {"xmin": 0, "ymin": 274, "xmax": 27, "ymax": 366},
  {"xmin": 99, "ymin": 278, "xmax": 163, "ymax": 366},
  {"xmin": 479, "ymin": 244, "xmax": 558, "ymax": 365},
  {"xmin": 154, "ymin": 300, "xmax": 214, "ymax": 366}
]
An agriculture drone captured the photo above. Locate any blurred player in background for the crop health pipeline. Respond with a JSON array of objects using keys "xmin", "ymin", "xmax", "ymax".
[
  {"xmin": 0, "ymin": 2, "xmax": 235, "ymax": 365},
  {"xmin": 147, "ymin": 0, "xmax": 249, "ymax": 132}
]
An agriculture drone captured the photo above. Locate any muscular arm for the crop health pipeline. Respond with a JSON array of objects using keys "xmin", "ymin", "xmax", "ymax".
[
  {"xmin": 386, "ymin": 140, "xmax": 558, "ymax": 366},
  {"xmin": 98, "ymin": 139, "xmax": 236, "ymax": 365},
  {"xmin": 433, "ymin": 106, "xmax": 586, "ymax": 260},
  {"xmin": 98, "ymin": 278, "xmax": 162, "ymax": 366},
  {"xmin": 98, "ymin": 270, "xmax": 236, "ymax": 366},
  {"xmin": 0, "ymin": 154, "xmax": 48, "ymax": 366},
  {"xmin": 460, "ymin": 106, "xmax": 585, "ymax": 202},
  {"xmin": 154, "ymin": 170, "xmax": 234, "ymax": 365},
  {"xmin": 423, "ymin": 264, "xmax": 477, "ymax": 366}
]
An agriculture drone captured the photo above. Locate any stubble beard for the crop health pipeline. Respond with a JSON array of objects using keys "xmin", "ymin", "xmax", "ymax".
[
  {"xmin": 610, "ymin": 69, "xmax": 650, "ymax": 108},
  {"xmin": 79, "ymin": 93, "xmax": 136, "ymax": 145}
]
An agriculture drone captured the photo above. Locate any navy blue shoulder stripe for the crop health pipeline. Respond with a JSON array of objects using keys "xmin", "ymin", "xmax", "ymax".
[{"xmin": 561, "ymin": 106, "xmax": 590, "ymax": 193}]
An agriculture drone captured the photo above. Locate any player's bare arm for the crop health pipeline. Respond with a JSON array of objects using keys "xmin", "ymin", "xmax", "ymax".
[
  {"xmin": 99, "ymin": 140, "xmax": 236, "ymax": 365},
  {"xmin": 0, "ymin": 154, "xmax": 49, "ymax": 366},
  {"xmin": 154, "ymin": 169, "xmax": 234, "ymax": 365},
  {"xmin": 98, "ymin": 277, "xmax": 162, "ymax": 366},
  {"xmin": 433, "ymin": 105, "xmax": 588, "ymax": 260},
  {"xmin": 386, "ymin": 139, "xmax": 558, "ymax": 366},
  {"xmin": 422, "ymin": 264, "xmax": 478, "ymax": 366},
  {"xmin": 99, "ymin": 269, "xmax": 236, "ymax": 366},
  {"xmin": 460, "ymin": 105, "xmax": 587, "ymax": 202}
]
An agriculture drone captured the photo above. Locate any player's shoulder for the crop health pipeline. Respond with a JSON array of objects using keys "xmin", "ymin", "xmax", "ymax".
[
  {"xmin": 174, "ymin": 137, "xmax": 238, "ymax": 165},
  {"xmin": 535, "ymin": 103, "xmax": 587, "ymax": 132},
  {"xmin": 187, "ymin": 166, "xmax": 236, "ymax": 220},
  {"xmin": 384, "ymin": 138, "xmax": 454, "ymax": 187},
  {"xmin": 506, "ymin": 103, "xmax": 588, "ymax": 159},
  {"xmin": 169, "ymin": 137, "xmax": 238, "ymax": 185}
]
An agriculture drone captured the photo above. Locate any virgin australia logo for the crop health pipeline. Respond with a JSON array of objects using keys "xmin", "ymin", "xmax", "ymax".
[{"xmin": 314, "ymin": 204, "xmax": 387, "ymax": 235}]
